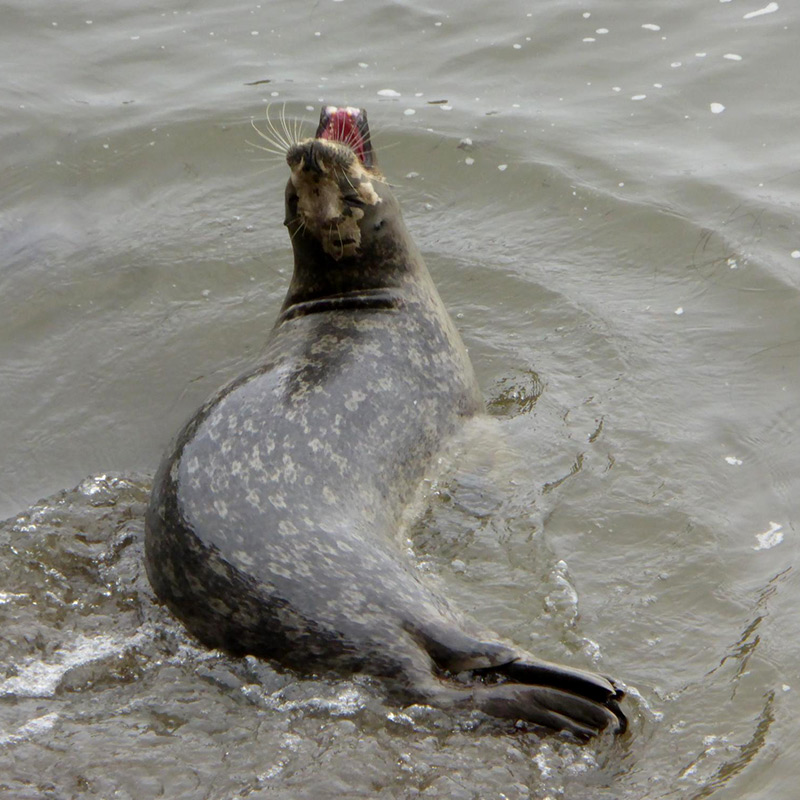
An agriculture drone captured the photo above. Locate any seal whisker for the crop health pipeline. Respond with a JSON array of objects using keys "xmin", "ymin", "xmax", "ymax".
[
  {"xmin": 279, "ymin": 104, "xmax": 291, "ymax": 146},
  {"xmin": 280, "ymin": 105, "xmax": 307, "ymax": 148},
  {"xmin": 293, "ymin": 113, "xmax": 307, "ymax": 146},
  {"xmin": 245, "ymin": 138, "xmax": 289, "ymax": 158},
  {"xmin": 279, "ymin": 104, "xmax": 304, "ymax": 149},
  {"xmin": 373, "ymin": 140, "xmax": 399, "ymax": 154},
  {"xmin": 339, "ymin": 169, "xmax": 359, "ymax": 195},
  {"xmin": 263, "ymin": 104, "xmax": 294, "ymax": 151},
  {"xmin": 249, "ymin": 119, "xmax": 292, "ymax": 156},
  {"xmin": 250, "ymin": 116, "xmax": 286, "ymax": 149},
  {"xmin": 288, "ymin": 218, "xmax": 307, "ymax": 242},
  {"xmin": 250, "ymin": 162, "xmax": 287, "ymax": 179},
  {"xmin": 268, "ymin": 106, "xmax": 294, "ymax": 151}
]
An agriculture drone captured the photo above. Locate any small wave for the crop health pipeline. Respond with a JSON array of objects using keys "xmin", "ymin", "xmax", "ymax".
[{"xmin": 0, "ymin": 632, "xmax": 144, "ymax": 699}]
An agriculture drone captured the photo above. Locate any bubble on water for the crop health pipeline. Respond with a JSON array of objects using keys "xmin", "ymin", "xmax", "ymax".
[
  {"xmin": 743, "ymin": 3, "xmax": 779, "ymax": 21},
  {"xmin": 753, "ymin": 521, "xmax": 783, "ymax": 551},
  {"xmin": 0, "ymin": 591, "xmax": 28, "ymax": 605},
  {"xmin": 533, "ymin": 751, "xmax": 554, "ymax": 778},
  {"xmin": 271, "ymin": 683, "xmax": 368, "ymax": 717}
]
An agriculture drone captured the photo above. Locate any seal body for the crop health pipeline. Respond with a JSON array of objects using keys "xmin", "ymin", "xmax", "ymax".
[{"xmin": 145, "ymin": 107, "xmax": 626, "ymax": 739}]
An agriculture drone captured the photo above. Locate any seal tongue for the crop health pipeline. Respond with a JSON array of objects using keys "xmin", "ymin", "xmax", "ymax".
[{"xmin": 316, "ymin": 106, "xmax": 373, "ymax": 167}]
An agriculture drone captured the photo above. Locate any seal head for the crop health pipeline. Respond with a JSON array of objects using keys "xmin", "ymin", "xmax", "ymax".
[{"xmin": 285, "ymin": 106, "xmax": 380, "ymax": 261}]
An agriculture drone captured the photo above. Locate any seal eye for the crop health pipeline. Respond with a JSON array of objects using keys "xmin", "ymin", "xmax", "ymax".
[
  {"xmin": 284, "ymin": 187, "xmax": 299, "ymax": 227},
  {"xmin": 343, "ymin": 194, "xmax": 366, "ymax": 209},
  {"xmin": 373, "ymin": 219, "xmax": 385, "ymax": 231}
]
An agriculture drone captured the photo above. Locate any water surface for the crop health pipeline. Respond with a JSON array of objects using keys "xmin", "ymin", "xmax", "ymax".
[{"xmin": 1, "ymin": 1, "xmax": 798, "ymax": 798}]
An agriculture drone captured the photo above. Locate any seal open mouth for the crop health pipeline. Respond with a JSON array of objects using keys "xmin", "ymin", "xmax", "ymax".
[{"xmin": 316, "ymin": 106, "xmax": 373, "ymax": 168}]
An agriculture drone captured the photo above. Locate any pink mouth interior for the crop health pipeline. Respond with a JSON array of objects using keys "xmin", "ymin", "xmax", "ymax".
[{"xmin": 318, "ymin": 108, "xmax": 368, "ymax": 165}]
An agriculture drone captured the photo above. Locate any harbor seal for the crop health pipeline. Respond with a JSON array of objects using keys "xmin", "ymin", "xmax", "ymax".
[{"xmin": 145, "ymin": 106, "xmax": 626, "ymax": 739}]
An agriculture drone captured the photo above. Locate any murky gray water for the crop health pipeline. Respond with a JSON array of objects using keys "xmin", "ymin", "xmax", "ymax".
[{"xmin": 2, "ymin": 1, "xmax": 798, "ymax": 797}]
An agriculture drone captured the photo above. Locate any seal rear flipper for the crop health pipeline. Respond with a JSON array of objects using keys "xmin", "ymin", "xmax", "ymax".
[
  {"xmin": 487, "ymin": 657, "xmax": 625, "ymax": 707},
  {"xmin": 407, "ymin": 620, "xmax": 626, "ymax": 736},
  {"xmin": 472, "ymin": 656, "xmax": 627, "ymax": 735},
  {"xmin": 473, "ymin": 683, "xmax": 624, "ymax": 741},
  {"xmin": 410, "ymin": 620, "xmax": 623, "ymax": 702},
  {"xmin": 408, "ymin": 674, "xmax": 624, "ymax": 740}
]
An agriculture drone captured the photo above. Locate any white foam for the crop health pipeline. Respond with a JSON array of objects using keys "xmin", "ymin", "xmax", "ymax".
[
  {"xmin": 753, "ymin": 521, "xmax": 783, "ymax": 551},
  {"xmin": 0, "ymin": 712, "xmax": 59, "ymax": 746},
  {"xmin": 0, "ymin": 634, "xmax": 137, "ymax": 698}
]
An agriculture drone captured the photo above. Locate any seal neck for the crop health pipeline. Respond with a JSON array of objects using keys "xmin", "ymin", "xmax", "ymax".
[
  {"xmin": 277, "ymin": 287, "xmax": 405, "ymax": 323},
  {"xmin": 282, "ymin": 184, "xmax": 433, "ymax": 312},
  {"xmin": 282, "ymin": 250, "xmax": 420, "ymax": 309}
]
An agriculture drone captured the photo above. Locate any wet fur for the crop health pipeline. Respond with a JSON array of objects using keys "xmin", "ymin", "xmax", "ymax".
[{"xmin": 145, "ymin": 112, "xmax": 627, "ymax": 741}]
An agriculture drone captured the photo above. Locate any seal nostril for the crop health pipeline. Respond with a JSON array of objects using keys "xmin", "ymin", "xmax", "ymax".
[
  {"xmin": 374, "ymin": 219, "xmax": 385, "ymax": 231},
  {"xmin": 303, "ymin": 141, "xmax": 324, "ymax": 175}
]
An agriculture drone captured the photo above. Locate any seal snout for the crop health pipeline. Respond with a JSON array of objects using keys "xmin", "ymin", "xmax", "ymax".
[
  {"xmin": 286, "ymin": 139, "xmax": 335, "ymax": 176},
  {"xmin": 301, "ymin": 140, "xmax": 325, "ymax": 175}
]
